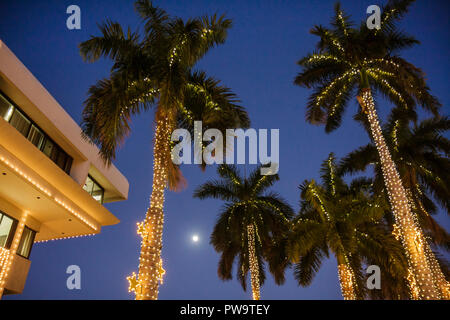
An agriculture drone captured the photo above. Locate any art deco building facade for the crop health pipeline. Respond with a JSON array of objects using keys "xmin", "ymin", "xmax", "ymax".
[{"xmin": 0, "ymin": 40, "xmax": 129, "ymax": 297}]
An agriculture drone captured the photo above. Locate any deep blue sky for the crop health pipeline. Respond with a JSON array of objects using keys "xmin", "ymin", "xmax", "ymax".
[{"xmin": 0, "ymin": 0, "xmax": 448, "ymax": 300}]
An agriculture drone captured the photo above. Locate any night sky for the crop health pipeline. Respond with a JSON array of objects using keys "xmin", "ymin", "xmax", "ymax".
[{"xmin": 0, "ymin": 0, "xmax": 448, "ymax": 299}]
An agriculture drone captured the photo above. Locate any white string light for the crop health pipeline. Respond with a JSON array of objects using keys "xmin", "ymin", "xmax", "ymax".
[
  {"xmin": 128, "ymin": 112, "xmax": 173, "ymax": 300},
  {"xmin": 358, "ymin": 88, "xmax": 440, "ymax": 299},
  {"xmin": 247, "ymin": 224, "xmax": 260, "ymax": 300}
]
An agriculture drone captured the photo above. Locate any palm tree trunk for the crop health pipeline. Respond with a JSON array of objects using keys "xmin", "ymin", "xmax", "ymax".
[
  {"xmin": 130, "ymin": 110, "xmax": 173, "ymax": 300},
  {"xmin": 357, "ymin": 88, "xmax": 440, "ymax": 299},
  {"xmin": 247, "ymin": 224, "xmax": 261, "ymax": 300},
  {"xmin": 424, "ymin": 242, "xmax": 450, "ymax": 299},
  {"xmin": 406, "ymin": 188, "xmax": 450, "ymax": 299},
  {"xmin": 336, "ymin": 254, "xmax": 357, "ymax": 300}
]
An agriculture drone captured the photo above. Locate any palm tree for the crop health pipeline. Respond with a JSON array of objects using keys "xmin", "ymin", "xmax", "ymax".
[
  {"xmin": 288, "ymin": 154, "xmax": 408, "ymax": 299},
  {"xmin": 79, "ymin": 0, "xmax": 249, "ymax": 300},
  {"xmin": 194, "ymin": 164, "xmax": 294, "ymax": 300},
  {"xmin": 339, "ymin": 113, "xmax": 450, "ymax": 298},
  {"xmin": 294, "ymin": 0, "xmax": 443, "ymax": 298}
]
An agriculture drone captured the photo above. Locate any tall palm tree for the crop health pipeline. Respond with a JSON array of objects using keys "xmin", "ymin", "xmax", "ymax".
[
  {"xmin": 79, "ymin": 0, "xmax": 249, "ymax": 299},
  {"xmin": 294, "ymin": 0, "xmax": 443, "ymax": 298},
  {"xmin": 194, "ymin": 164, "xmax": 294, "ymax": 300},
  {"xmin": 339, "ymin": 113, "xmax": 450, "ymax": 298},
  {"xmin": 288, "ymin": 154, "xmax": 408, "ymax": 299}
]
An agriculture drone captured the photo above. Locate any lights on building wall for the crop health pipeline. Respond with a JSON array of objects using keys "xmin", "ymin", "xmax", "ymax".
[
  {"xmin": 54, "ymin": 198, "xmax": 98, "ymax": 231},
  {"xmin": 0, "ymin": 211, "xmax": 28, "ymax": 298},
  {"xmin": 0, "ymin": 156, "xmax": 51, "ymax": 196},
  {"xmin": 34, "ymin": 233, "xmax": 96, "ymax": 243},
  {"xmin": 0, "ymin": 154, "xmax": 99, "ymax": 233}
]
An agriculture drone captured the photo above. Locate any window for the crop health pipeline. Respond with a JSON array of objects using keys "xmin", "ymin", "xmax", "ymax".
[
  {"xmin": 83, "ymin": 175, "xmax": 104, "ymax": 204},
  {"xmin": 28, "ymin": 125, "xmax": 45, "ymax": 149},
  {"xmin": 9, "ymin": 109, "xmax": 31, "ymax": 137},
  {"xmin": 0, "ymin": 212, "xmax": 18, "ymax": 249},
  {"xmin": 42, "ymin": 138, "xmax": 55, "ymax": 158},
  {"xmin": 17, "ymin": 226, "xmax": 35, "ymax": 259},
  {"xmin": 0, "ymin": 91, "xmax": 74, "ymax": 175},
  {"xmin": 0, "ymin": 94, "xmax": 14, "ymax": 121}
]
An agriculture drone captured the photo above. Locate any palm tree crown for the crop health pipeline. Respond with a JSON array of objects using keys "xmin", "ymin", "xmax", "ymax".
[
  {"xmin": 79, "ymin": 0, "xmax": 249, "ymax": 299},
  {"xmin": 293, "ymin": 0, "xmax": 444, "ymax": 299},
  {"xmin": 194, "ymin": 164, "xmax": 294, "ymax": 299},
  {"xmin": 340, "ymin": 113, "xmax": 450, "ymax": 247},
  {"xmin": 294, "ymin": 1, "xmax": 440, "ymax": 132},
  {"xmin": 289, "ymin": 154, "xmax": 408, "ymax": 299}
]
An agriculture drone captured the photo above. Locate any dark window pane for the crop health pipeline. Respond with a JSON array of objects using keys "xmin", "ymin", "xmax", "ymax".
[
  {"xmin": 50, "ymin": 145, "xmax": 59, "ymax": 162},
  {"xmin": 17, "ymin": 227, "xmax": 35, "ymax": 258},
  {"xmin": 9, "ymin": 109, "xmax": 31, "ymax": 137},
  {"xmin": 27, "ymin": 125, "xmax": 44, "ymax": 149},
  {"xmin": 42, "ymin": 139, "xmax": 54, "ymax": 158},
  {"xmin": 0, "ymin": 94, "xmax": 14, "ymax": 121},
  {"xmin": 64, "ymin": 156, "xmax": 73, "ymax": 174},
  {"xmin": 56, "ymin": 150, "xmax": 67, "ymax": 169}
]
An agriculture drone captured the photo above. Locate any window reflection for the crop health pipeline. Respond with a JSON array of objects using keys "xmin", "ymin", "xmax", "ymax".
[
  {"xmin": 83, "ymin": 175, "xmax": 104, "ymax": 204},
  {"xmin": 17, "ymin": 226, "xmax": 35, "ymax": 259},
  {"xmin": 0, "ymin": 91, "xmax": 73, "ymax": 174},
  {"xmin": 0, "ymin": 212, "xmax": 18, "ymax": 249}
]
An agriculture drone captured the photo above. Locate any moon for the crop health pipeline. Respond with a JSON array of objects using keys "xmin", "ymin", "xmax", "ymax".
[{"xmin": 192, "ymin": 234, "xmax": 199, "ymax": 243}]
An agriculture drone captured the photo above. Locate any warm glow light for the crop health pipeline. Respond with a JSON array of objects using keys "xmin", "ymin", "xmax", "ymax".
[
  {"xmin": 0, "ymin": 211, "xmax": 28, "ymax": 298},
  {"xmin": 357, "ymin": 89, "xmax": 443, "ymax": 299},
  {"xmin": 247, "ymin": 224, "xmax": 261, "ymax": 300},
  {"xmin": 0, "ymin": 154, "xmax": 98, "ymax": 232},
  {"xmin": 128, "ymin": 113, "xmax": 173, "ymax": 300}
]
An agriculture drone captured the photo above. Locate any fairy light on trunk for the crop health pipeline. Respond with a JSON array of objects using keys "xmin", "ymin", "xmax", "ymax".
[
  {"xmin": 423, "ymin": 238, "xmax": 450, "ymax": 299},
  {"xmin": 405, "ymin": 189, "xmax": 450, "ymax": 299},
  {"xmin": 337, "ymin": 263, "xmax": 357, "ymax": 300},
  {"xmin": 357, "ymin": 88, "xmax": 440, "ymax": 299},
  {"xmin": 247, "ymin": 224, "xmax": 260, "ymax": 300},
  {"xmin": 127, "ymin": 111, "xmax": 173, "ymax": 300}
]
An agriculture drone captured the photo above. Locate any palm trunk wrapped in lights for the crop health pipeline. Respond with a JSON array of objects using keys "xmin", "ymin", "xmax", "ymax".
[
  {"xmin": 247, "ymin": 224, "xmax": 261, "ymax": 300},
  {"xmin": 423, "ymin": 238, "xmax": 450, "ymax": 299},
  {"xmin": 357, "ymin": 88, "xmax": 440, "ymax": 299},
  {"xmin": 127, "ymin": 110, "xmax": 173, "ymax": 300},
  {"xmin": 337, "ymin": 263, "xmax": 357, "ymax": 300},
  {"xmin": 406, "ymin": 189, "xmax": 450, "ymax": 299}
]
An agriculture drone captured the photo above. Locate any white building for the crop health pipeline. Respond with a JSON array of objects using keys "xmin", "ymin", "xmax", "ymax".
[{"xmin": 0, "ymin": 40, "xmax": 129, "ymax": 297}]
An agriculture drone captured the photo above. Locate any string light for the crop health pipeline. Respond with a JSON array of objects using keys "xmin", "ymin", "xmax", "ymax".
[
  {"xmin": 0, "ymin": 154, "xmax": 99, "ymax": 232},
  {"xmin": 357, "ymin": 88, "xmax": 440, "ymax": 299},
  {"xmin": 337, "ymin": 263, "xmax": 357, "ymax": 300},
  {"xmin": 128, "ymin": 112, "xmax": 173, "ymax": 300},
  {"xmin": 34, "ymin": 233, "xmax": 96, "ymax": 243},
  {"xmin": 0, "ymin": 211, "xmax": 28, "ymax": 298},
  {"xmin": 247, "ymin": 224, "xmax": 260, "ymax": 300}
]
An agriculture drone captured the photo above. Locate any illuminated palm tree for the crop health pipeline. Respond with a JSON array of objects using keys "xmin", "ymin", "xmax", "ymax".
[
  {"xmin": 79, "ymin": 0, "xmax": 249, "ymax": 299},
  {"xmin": 288, "ymin": 154, "xmax": 407, "ymax": 299},
  {"xmin": 294, "ymin": 1, "xmax": 443, "ymax": 298},
  {"xmin": 339, "ymin": 113, "xmax": 450, "ymax": 298},
  {"xmin": 194, "ymin": 164, "xmax": 293, "ymax": 300}
]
